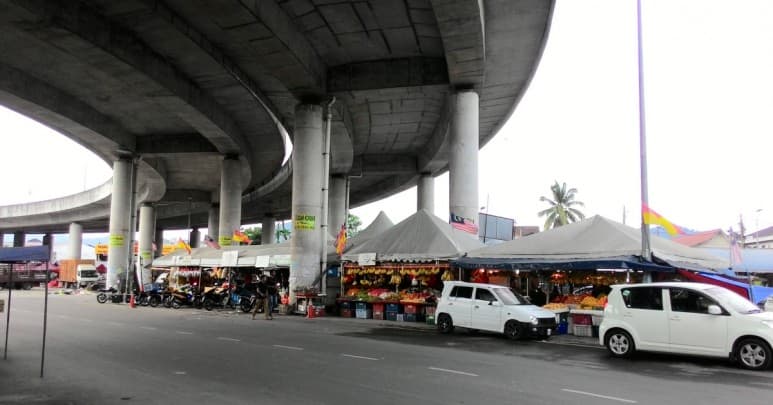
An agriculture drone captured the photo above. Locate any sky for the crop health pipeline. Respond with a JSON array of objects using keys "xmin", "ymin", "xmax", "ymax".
[{"xmin": 3, "ymin": 0, "xmax": 773, "ymax": 247}]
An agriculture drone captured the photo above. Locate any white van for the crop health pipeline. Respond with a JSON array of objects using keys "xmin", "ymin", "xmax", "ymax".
[
  {"xmin": 600, "ymin": 282, "xmax": 773, "ymax": 371},
  {"xmin": 435, "ymin": 281, "xmax": 557, "ymax": 340},
  {"xmin": 76, "ymin": 264, "xmax": 100, "ymax": 288}
]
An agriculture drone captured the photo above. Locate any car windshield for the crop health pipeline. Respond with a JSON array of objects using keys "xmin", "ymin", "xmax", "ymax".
[
  {"xmin": 704, "ymin": 287, "xmax": 761, "ymax": 314},
  {"xmin": 493, "ymin": 288, "xmax": 529, "ymax": 305}
]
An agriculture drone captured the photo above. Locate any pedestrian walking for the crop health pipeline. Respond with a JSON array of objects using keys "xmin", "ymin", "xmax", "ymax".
[
  {"xmin": 267, "ymin": 274, "xmax": 278, "ymax": 317},
  {"xmin": 252, "ymin": 275, "xmax": 271, "ymax": 320}
]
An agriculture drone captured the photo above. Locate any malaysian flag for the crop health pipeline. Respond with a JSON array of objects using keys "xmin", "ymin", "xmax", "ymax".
[
  {"xmin": 450, "ymin": 213, "xmax": 479, "ymax": 235},
  {"xmin": 204, "ymin": 235, "xmax": 221, "ymax": 249}
]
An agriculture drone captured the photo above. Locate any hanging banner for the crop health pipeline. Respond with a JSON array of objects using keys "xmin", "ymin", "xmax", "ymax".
[
  {"xmin": 221, "ymin": 250, "xmax": 239, "ymax": 267},
  {"xmin": 109, "ymin": 234, "xmax": 125, "ymax": 247},
  {"xmin": 357, "ymin": 253, "xmax": 377, "ymax": 266},
  {"xmin": 294, "ymin": 214, "xmax": 316, "ymax": 230},
  {"xmin": 255, "ymin": 255, "xmax": 270, "ymax": 268},
  {"xmin": 95, "ymin": 244, "xmax": 109, "ymax": 255}
]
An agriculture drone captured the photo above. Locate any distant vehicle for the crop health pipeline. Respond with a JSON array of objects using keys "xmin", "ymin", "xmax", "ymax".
[
  {"xmin": 0, "ymin": 263, "xmax": 50, "ymax": 290},
  {"xmin": 436, "ymin": 281, "xmax": 557, "ymax": 340},
  {"xmin": 76, "ymin": 264, "xmax": 100, "ymax": 288},
  {"xmin": 600, "ymin": 282, "xmax": 773, "ymax": 371}
]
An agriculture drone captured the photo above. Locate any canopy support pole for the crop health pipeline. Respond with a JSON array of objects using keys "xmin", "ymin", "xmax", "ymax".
[{"xmin": 3, "ymin": 266, "xmax": 11, "ymax": 360}]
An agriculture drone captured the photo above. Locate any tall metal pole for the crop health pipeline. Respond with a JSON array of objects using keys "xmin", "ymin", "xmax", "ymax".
[
  {"xmin": 126, "ymin": 158, "xmax": 139, "ymax": 297},
  {"xmin": 320, "ymin": 97, "xmax": 335, "ymax": 295},
  {"xmin": 4, "ymin": 264, "xmax": 12, "ymax": 359},
  {"xmin": 637, "ymin": 0, "xmax": 652, "ymax": 262},
  {"xmin": 41, "ymin": 261, "xmax": 49, "ymax": 378}
]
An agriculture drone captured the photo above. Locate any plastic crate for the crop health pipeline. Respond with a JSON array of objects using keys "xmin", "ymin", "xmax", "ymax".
[
  {"xmin": 573, "ymin": 324, "xmax": 593, "ymax": 337},
  {"xmin": 356, "ymin": 309, "xmax": 372, "ymax": 319},
  {"xmin": 372, "ymin": 303, "xmax": 384, "ymax": 313},
  {"xmin": 339, "ymin": 301, "xmax": 353, "ymax": 310},
  {"xmin": 386, "ymin": 303, "xmax": 400, "ymax": 313},
  {"xmin": 591, "ymin": 315, "xmax": 603, "ymax": 326},
  {"xmin": 572, "ymin": 314, "xmax": 592, "ymax": 325},
  {"xmin": 385, "ymin": 311, "xmax": 398, "ymax": 321},
  {"xmin": 355, "ymin": 302, "xmax": 368, "ymax": 311},
  {"xmin": 372, "ymin": 311, "xmax": 384, "ymax": 320},
  {"xmin": 404, "ymin": 313, "xmax": 421, "ymax": 322},
  {"xmin": 424, "ymin": 305, "xmax": 437, "ymax": 316},
  {"xmin": 425, "ymin": 315, "xmax": 435, "ymax": 325},
  {"xmin": 340, "ymin": 308, "xmax": 355, "ymax": 318},
  {"xmin": 403, "ymin": 304, "xmax": 418, "ymax": 314}
]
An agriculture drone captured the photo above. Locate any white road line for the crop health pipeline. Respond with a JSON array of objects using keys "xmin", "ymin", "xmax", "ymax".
[
  {"xmin": 217, "ymin": 337, "xmax": 240, "ymax": 342},
  {"xmin": 174, "ymin": 371, "xmax": 186, "ymax": 375},
  {"xmin": 562, "ymin": 389, "xmax": 637, "ymax": 404},
  {"xmin": 341, "ymin": 354, "xmax": 379, "ymax": 361},
  {"xmin": 176, "ymin": 331, "xmax": 194, "ymax": 335},
  {"xmin": 80, "ymin": 318, "xmax": 93, "ymax": 323},
  {"xmin": 273, "ymin": 344, "xmax": 304, "ymax": 351},
  {"xmin": 107, "ymin": 321, "xmax": 124, "ymax": 327},
  {"xmin": 428, "ymin": 367, "xmax": 478, "ymax": 377},
  {"xmin": 139, "ymin": 326, "xmax": 157, "ymax": 330}
]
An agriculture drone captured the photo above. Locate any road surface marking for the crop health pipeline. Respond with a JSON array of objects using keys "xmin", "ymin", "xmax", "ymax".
[
  {"xmin": 342, "ymin": 354, "xmax": 379, "ymax": 361},
  {"xmin": 176, "ymin": 331, "xmax": 194, "ymax": 335},
  {"xmin": 217, "ymin": 337, "xmax": 240, "ymax": 342},
  {"xmin": 428, "ymin": 367, "xmax": 478, "ymax": 377},
  {"xmin": 174, "ymin": 371, "xmax": 186, "ymax": 375},
  {"xmin": 273, "ymin": 344, "xmax": 304, "ymax": 351},
  {"xmin": 562, "ymin": 389, "xmax": 637, "ymax": 403},
  {"xmin": 107, "ymin": 321, "xmax": 124, "ymax": 327},
  {"xmin": 139, "ymin": 326, "xmax": 157, "ymax": 330},
  {"xmin": 80, "ymin": 318, "xmax": 93, "ymax": 323}
]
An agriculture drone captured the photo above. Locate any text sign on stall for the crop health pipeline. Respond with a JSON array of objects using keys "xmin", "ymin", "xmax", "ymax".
[
  {"xmin": 221, "ymin": 250, "xmax": 239, "ymax": 267},
  {"xmin": 255, "ymin": 255, "xmax": 270, "ymax": 268},
  {"xmin": 357, "ymin": 253, "xmax": 377, "ymax": 266}
]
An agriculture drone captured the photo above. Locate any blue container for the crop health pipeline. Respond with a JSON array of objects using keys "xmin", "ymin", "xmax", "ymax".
[
  {"xmin": 356, "ymin": 302, "xmax": 368, "ymax": 310},
  {"xmin": 556, "ymin": 323, "xmax": 568, "ymax": 335},
  {"xmin": 386, "ymin": 303, "xmax": 400, "ymax": 313}
]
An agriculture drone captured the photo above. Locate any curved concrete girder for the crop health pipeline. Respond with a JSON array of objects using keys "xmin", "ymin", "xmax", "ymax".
[
  {"xmin": 9, "ymin": 0, "xmax": 253, "ymax": 183},
  {"xmin": 430, "ymin": 0, "xmax": 486, "ymax": 88},
  {"xmin": 351, "ymin": 154, "xmax": 418, "ymax": 176},
  {"xmin": 0, "ymin": 62, "xmax": 134, "ymax": 163},
  {"xmin": 349, "ymin": 173, "xmax": 420, "ymax": 209}
]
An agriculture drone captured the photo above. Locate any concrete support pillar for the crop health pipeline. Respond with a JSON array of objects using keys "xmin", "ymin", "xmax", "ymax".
[
  {"xmin": 290, "ymin": 103, "xmax": 324, "ymax": 303},
  {"xmin": 0, "ymin": 233, "xmax": 4, "ymax": 247},
  {"xmin": 68, "ymin": 223, "xmax": 83, "ymax": 260},
  {"xmin": 154, "ymin": 228, "xmax": 164, "ymax": 258},
  {"xmin": 449, "ymin": 90, "xmax": 479, "ymax": 233},
  {"xmin": 218, "ymin": 156, "xmax": 242, "ymax": 246},
  {"xmin": 189, "ymin": 228, "xmax": 200, "ymax": 248},
  {"xmin": 261, "ymin": 217, "xmax": 276, "ymax": 245},
  {"xmin": 107, "ymin": 158, "xmax": 133, "ymax": 289},
  {"xmin": 138, "ymin": 203, "xmax": 155, "ymax": 267},
  {"xmin": 207, "ymin": 203, "xmax": 220, "ymax": 241},
  {"xmin": 328, "ymin": 175, "xmax": 347, "ymax": 237},
  {"xmin": 417, "ymin": 173, "xmax": 435, "ymax": 214},
  {"xmin": 13, "ymin": 231, "xmax": 24, "ymax": 247}
]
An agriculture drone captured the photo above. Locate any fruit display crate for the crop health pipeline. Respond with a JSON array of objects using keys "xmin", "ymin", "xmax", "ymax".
[{"xmin": 573, "ymin": 324, "xmax": 594, "ymax": 337}]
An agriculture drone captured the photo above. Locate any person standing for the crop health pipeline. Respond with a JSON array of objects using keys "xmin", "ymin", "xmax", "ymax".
[
  {"xmin": 266, "ymin": 273, "xmax": 278, "ymax": 317},
  {"xmin": 252, "ymin": 275, "xmax": 270, "ymax": 320}
]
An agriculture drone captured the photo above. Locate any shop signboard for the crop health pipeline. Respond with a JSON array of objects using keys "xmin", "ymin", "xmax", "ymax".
[
  {"xmin": 294, "ymin": 214, "xmax": 316, "ymax": 230},
  {"xmin": 109, "ymin": 234, "xmax": 125, "ymax": 247},
  {"xmin": 357, "ymin": 253, "xmax": 377, "ymax": 266}
]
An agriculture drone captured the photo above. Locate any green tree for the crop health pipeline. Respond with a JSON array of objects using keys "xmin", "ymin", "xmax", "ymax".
[
  {"xmin": 243, "ymin": 227, "xmax": 261, "ymax": 245},
  {"xmin": 538, "ymin": 181, "xmax": 585, "ymax": 230},
  {"xmin": 275, "ymin": 221, "xmax": 291, "ymax": 243},
  {"xmin": 347, "ymin": 213, "xmax": 362, "ymax": 237}
]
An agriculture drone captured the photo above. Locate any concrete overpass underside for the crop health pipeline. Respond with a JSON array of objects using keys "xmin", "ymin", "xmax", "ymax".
[{"xmin": 0, "ymin": 0, "xmax": 554, "ymax": 234}]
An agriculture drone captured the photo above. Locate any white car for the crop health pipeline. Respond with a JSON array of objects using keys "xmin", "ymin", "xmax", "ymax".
[
  {"xmin": 435, "ymin": 281, "xmax": 557, "ymax": 340},
  {"xmin": 600, "ymin": 282, "xmax": 773, "ymax": 371}
]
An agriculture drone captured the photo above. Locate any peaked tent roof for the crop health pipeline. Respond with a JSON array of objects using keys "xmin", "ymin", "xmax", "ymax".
[
  {"xmin": 455, "ymin": 215, "xmax": 729, "ymax": 272},
  {"xmin": 342, "ymin": 209, "xmax": 484, "ymax": 262},
  {"xmin": 344, "ymin": 211, "xmax": 394, "ymax": 252}
]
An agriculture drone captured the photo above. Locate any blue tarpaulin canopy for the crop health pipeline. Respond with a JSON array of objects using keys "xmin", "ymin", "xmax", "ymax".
[
  {"xmin": 0, "ymin": 246, "xmax": 51, "ymax": 263},
  {"xmin": 696, "ymin": 272, "xmax": 773, "ymax": 304}
]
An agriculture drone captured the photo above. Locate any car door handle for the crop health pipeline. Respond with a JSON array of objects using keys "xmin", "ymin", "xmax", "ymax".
[
  {"xmin": 670, "ymin": 317, "xmax": 680, "ymax": 321},
  {"xmin": 474, "ymin": 305, "xmax": 479, "ymax": 309},
  {"xmin": 623, "ymin": 312, "xmax": 633, "ymax": 318}
]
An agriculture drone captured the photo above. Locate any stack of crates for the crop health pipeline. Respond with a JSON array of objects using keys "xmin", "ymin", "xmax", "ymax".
[
  {"xmin": 403, "ymin": 304, "xmax": 424, "ymax": 322},
  {"xmin": 572, "ymin": 313, "xmax": 593, "ymax": 337},
  {"xmin": 339, "ymin": 301, "xmax": 355, "ymax": 318},
  {"xmin": 424, "ymin": 305, "xmax": 436, "ymax": 325},
  {"xmin": 355, "ymin": 302, "xmax": 372, "ymax": 319},
  {"xmin": 385, "ymin": 303, "xmax": 400, "ymax": 321},
  {"xmin": 372, "ymin": 303, "xmax": 385, "ymax": 320}
]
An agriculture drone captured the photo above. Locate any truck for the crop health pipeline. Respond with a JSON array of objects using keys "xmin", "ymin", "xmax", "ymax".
[
  {"xmin": 0, "ymin": 263, "xmax": 51, "ymax": 290},
  {"xmin": 58, "ymin": 259, "xmax": 96, "ymax": 288}
]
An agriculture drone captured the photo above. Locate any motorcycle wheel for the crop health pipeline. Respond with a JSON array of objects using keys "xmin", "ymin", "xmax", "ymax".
[
  {"xmin": 96, "ymin": 293, "xmax": 108, "ymax": 304},
  {"xmin": 149, "ymin": 295, "xmax": 161, "ymax": 308},
  {"xmin": 204, "ymin": 298, "xmax": 214, "ymax": 311},
  {"xmin": 240, "ymin": 300, "xmax": 253, "ymax": 313},
  {"xmin": 139, "ymin": 295, "xmax": 150, "ymax": 306},
  {"xmin": 172, "ymin": 300, "xmax": 181, "ymax": 309},
  {"xmin": 163, "ymin": 296, "xmax": 173, "ymax": 308}
]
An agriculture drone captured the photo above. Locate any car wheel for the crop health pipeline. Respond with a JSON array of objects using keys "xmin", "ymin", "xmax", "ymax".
[
  {"xmin": 504, "ymin": 320, "xmax": 525, "ymax": 341},
  {"xmin": 96, "ymin": 293, "xmax": 108, "ymax": 304},
  {"xmin": 437, "ymin": 314, "xmax": 454, "ymax": 334},
  {"xmin": 606, "ymin": 329, "xmax": 635, "ymax": 358},
  {"xmin": 735, "ymin": 338, "xmax": 772, "ymax": 371}
]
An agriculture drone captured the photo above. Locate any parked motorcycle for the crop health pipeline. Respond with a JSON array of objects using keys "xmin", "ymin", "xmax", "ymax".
[
  {"xmin": 96, "ymin": 287, "xmax": 123, "ymax": 304},
  {"xmin": 201, "ymin": 286, "xmax": 229, "ymax": 311}
]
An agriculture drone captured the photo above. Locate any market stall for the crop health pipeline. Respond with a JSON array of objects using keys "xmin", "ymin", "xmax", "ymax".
[
  {"xmin": 453, "ymin": 215, "xmax": 730, "ymax": 336},
  {"xmin": 340, "ymin": 209, "xmax": 483, "ymax": 323}
]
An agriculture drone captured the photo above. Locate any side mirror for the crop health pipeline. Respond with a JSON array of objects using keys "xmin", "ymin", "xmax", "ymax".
[{"xmin": 708, "ymin": 305, "xmax": 722, "ymax": 315}]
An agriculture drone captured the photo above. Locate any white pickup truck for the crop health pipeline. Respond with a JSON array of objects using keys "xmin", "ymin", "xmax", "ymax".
[{"xmin": 76, "ymin": 264, "xmax": 100, "ymax": 288}]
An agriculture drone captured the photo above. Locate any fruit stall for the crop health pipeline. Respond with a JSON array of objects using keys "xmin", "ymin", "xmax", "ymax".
[{"xmin": 338, "ymin": 263, "xmax": 449, "ymax": 323}]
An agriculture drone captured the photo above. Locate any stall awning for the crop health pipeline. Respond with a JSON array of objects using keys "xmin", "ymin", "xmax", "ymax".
[{"xmin": 454, "ymin": 255, "xmax": 674, "ymax": 272}]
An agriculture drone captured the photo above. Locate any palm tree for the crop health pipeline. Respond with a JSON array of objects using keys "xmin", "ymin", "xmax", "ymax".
[{"xmin": 538, "ymin": 181, "xmax": 586, "ymax": 230}]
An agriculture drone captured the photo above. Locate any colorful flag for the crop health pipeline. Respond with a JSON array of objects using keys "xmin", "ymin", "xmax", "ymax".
[
  {"xmin": 232, "ymin": 229, "xmax": 251, "ymax": 244},
  {"xmin": 176, "ymin": 237, "xmax": 191, "ymax": 254},
  {"xmin": 335, "ymin": 224, "xmax": 347, "ymax": 255},
  {"xmin": 204, "ymin": 235, "xmax": 221, "ymax": 249},
  {"xmin": 641, "ymin": 203, "xmax": 684, "ymax": 236},
  {"xmin": 450, "ymin": 213, "xmax": 479, "ymax": 235}
]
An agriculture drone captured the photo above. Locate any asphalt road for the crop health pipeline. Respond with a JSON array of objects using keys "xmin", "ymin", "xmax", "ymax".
[{"xmin": 1, "ymin": 290, "xmax": 772, "ymax": 405}]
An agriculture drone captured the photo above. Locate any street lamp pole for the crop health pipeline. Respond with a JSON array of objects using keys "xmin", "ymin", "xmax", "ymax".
[{"xmin": 481, "ymin": 194, "xmax": 490, "ymax": 244}]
